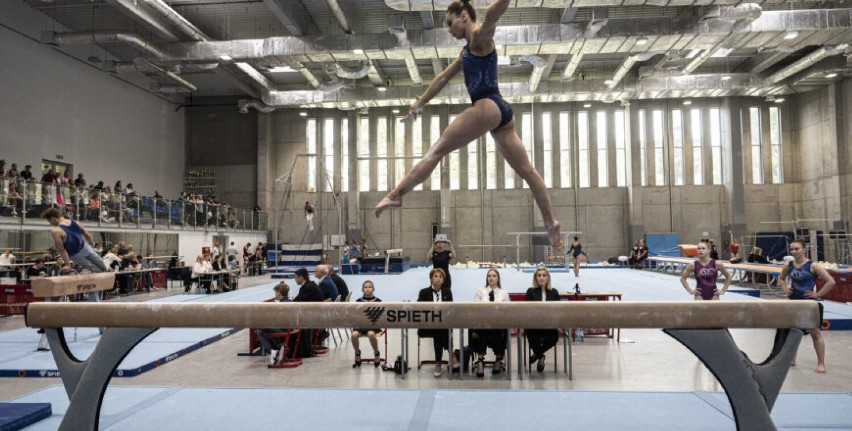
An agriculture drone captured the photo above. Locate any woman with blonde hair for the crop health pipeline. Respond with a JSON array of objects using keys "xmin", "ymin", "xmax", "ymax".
[{"xmin": 525, "ymin": 267, "xmax": 560, "ymax": 372}]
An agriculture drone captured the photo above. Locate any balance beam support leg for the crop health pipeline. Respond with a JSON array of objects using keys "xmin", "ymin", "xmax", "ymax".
[
  {"xmin": 45, "ymin": 327, "xmax": 158, "ymax": 431},
  {"xmin": 664, "ymin": 328, "xmax": 802, "ymax": 431}
]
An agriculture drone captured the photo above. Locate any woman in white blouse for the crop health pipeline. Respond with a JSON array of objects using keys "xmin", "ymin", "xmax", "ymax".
[
  {"xmin": 470, "ymin": 268, "xmax": 510, "ymax": 377},
  {"xmin": 191, "ymin": 255, "xmax": 211, "ymax": 294}
]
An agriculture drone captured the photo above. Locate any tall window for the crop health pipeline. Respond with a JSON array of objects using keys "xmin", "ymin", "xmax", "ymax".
[
  {"xmin": 341, "ymin": 119, "xmax": 349, "ymax": 192},
  {"xmin": 358, "ymin": 117, "xmax": 369, "ymax": 191},
  {"xmin": 653, "ymin": 109, "xmax": 665, "ymax": 186},
  {"xmin": 614, "ymin": 110, "xmax": 626, "ymax": 187},
  {"xmin": 468, "ymin": 136, "xmax": 478, "ymax": 190},
  {"xmin": 486, "ymin": 133, "xmax": 497, "ymax": 189},
  {"xmin": 542, "ymin": 112, "xmax": 553, "ymax": 188},
  {"xmin": 671, "ymin": 110, "xmax": 684, "ymax": 186},
  {"xmin": 769, "ymin": 106, "xmax": 783, "ymax": 184},
  {"xmin": 578, "ymin": 111, "xmax": 590, "ymax": 188},
  {"xmin": 638, "ymin": 110, "xmax": 646, "ymax": 186},
  {"xmin": 709, "ymin": 108, "xmax": 722, "ymax": 185},
  {"xmin": 307, "ymin": 118, "xmax": 317, "ymax": 191},
  {"xmin": 449, "ymin": 115, "xmax": 460, "ymax": 190},
  {"xmin": 521, "ymin": 113, "xmax": 532, "ymax": 189},
  {"xmin": 323, "ymin": 119, "xmax": 335, "ymax": 192},
  {"xmin": 412, "ymin": 119, "xmax": 423, "ymax": 191},
  {"xmin": 394, "ymin": 117, "xmax": 406, "ymax": 188},
  {"xmin": 596, "ymin": 111, "xmax": 608, "ymax": 187},
  {"xmin": 749, "ymin": 107, "xmax": 763, "ymax": 185},
  {"xmin": 376, "ymin": 117, "xmax": 388, "ymax": 191},
  {"xmin": 559, "ymin": 112, "xmax": 571, "ymax": 188},
  {"xmin": 430, "ymin": 116, "xmax": 441, "ymax": 190},
  {"xmin": 690, "ymin": 109, "xmax": 703, "ymax": 186}
]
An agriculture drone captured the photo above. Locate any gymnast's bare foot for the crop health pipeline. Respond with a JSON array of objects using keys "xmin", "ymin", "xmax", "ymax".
[
  {"xmin": 374, "ymin": 195, "xmax": 402, "ymax": 217},
  {"xmin": 547, "ymin": 220, "xmax": 563, "ymax": 250},
  {"xmin": 816, "ymin": 364, "xmax": 826, "ymax": 373}
]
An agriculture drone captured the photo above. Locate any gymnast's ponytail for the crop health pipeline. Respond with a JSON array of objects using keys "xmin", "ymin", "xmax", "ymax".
[{"xmin": 447, "ymin": 0, "xmax": 477, "ymax": 22}]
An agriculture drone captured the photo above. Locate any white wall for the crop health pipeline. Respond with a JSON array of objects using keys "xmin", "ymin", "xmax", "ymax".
[{"xmin": 0, "ymin": 1, "xmax": 185, "ymax": 197}]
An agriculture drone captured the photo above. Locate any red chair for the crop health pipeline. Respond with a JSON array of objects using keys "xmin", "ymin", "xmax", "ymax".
[{"xmin": 267, "ymin": 329, "xmax": 303, "ymax": 368}]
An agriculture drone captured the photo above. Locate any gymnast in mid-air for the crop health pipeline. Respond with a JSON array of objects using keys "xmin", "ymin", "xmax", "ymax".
[{"xmin": 374, "ymin": 0, "xmax": 562, "ymax": 249}]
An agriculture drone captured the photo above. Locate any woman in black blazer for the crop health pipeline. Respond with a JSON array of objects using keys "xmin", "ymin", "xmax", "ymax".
[
  {"xmin": 525, "ymin": 267, "xmax": 560, "ymax": 373},
  {"xmin": 417, "ymin": 268, "xmax": 458, "ymax": 377}
]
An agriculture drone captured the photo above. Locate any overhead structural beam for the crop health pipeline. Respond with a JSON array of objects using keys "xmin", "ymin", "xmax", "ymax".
[
  {"xmin": 263, "ymin": 0, "xmax": 320, "ymax": 36},
  {"xmin": 384, "ymin": 0, "xmax": 827, "ymax": 11},
  {"xmin": 325, "ymin": 0, "xmax": 352, "ymax": 34},
  {"xmin": 260, "ymin": 73, "xmax": 768, "ymax": 107}
]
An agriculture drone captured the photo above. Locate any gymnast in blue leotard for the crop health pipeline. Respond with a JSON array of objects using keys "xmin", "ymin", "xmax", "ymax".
[
  {"xmin": 778, "ymin": 239, "xmax": 835, "ymax": 373},
  {"xmin": 374, "ymin": 0, "xmax": 563, "ymax": 250}
]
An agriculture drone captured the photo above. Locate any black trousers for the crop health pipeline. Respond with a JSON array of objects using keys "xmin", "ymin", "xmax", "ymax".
[
  {"xmin": 526, "ymin": 329, "xmax": 559, "ymax": 357},
  {"xmin": 469, "ymin": 329, "xmax": 507, "ymax": 358},
  {"xmin": 419, "ymin": 329, "xmax": 450, "ymax": 362}
]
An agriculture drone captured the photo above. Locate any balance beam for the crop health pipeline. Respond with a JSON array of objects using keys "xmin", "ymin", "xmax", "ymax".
[
  {"xmin": 30, "ymin": 273, "xmax": 115, "ymax": 298},
  {"xmin": 25, "ymin": 301, "xmax": 819, "ymax": 431},
  {"xmin": 25, "ymin": 301, "xmax": 818, "ymax": 330}
]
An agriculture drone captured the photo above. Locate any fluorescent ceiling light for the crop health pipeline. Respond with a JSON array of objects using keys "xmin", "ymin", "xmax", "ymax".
[
  {"xmin": 711, "ymin": 48, "xmax": 732, "ymax": 58},
  {"xmin": 721, "ymin": 75, "xmax": 732, "ymax": 81},
  {"xmin": 685, "ymin": 49, "xmax": 701, "ymax": 59},
  {"xmin": 636, "ymin": 38, "xmax": 648, "ymax": 46},
  {"xmin": 392, "ymin": 109, "xmax": 400, "ymax": 114},
  {"xmin": 377, "ymin": 87, "xmax": 387, "ymax": 92},
  {"xmin": 299, "ymin": 112, "xmax": 308, "ymax": 117},
  {"xmin": 352, "ymin": 49, "xmax": 364, "ymax": 54},
  {"xmin": 825, "ymin": 73, "xmax": 838, "ymax": 78},
  {"xmin": 604, "ymin": 79, "xmax": 613, "ymax": 85},
  {"xmin": 683, "ymin": 100, "xmax": 692, "ymax": 105},
  {"xmin": 268, "ymin": 66, "xmax": 296, "ymax": 73},
  {"xmin": 783, "ymin": 31, "xmax": 799, "ymax": 40},
  {"xmin": 774, "ymin": 98, "xmax": 785, "ymax": 103},
  {"xmin": 583, "ymin": 103, "xmax": 592, "ymax": 108}
]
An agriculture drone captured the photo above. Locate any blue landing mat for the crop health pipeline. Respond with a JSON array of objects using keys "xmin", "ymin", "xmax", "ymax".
[
  {"xmin": 0, "ymin": 403, "xmax": 51, "ymax": 431},
  {"xmin": 10, "ymin": 386, "xmax": 852, "ymax": 430},
  {"xmin": 0, "ymin": 285, "xmax": 277, "ymax": 378}
]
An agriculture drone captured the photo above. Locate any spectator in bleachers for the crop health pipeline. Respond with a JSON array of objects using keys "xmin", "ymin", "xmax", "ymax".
[
  {"xmin": 74, "ymin": 173, "xmax": 86, "ymax": 188},
  {"xmin": 19, "ymin": 165, "xmax": 33, "ymax": 182},
  {"xmin": 26, "ymin": 258, "xmax": 48, "ymax": 279},
  {"xmin": 101, "ymin": 247, "xmax": 122, "ymax": 271},
  {"xmin": 7, "ymin": 183, "xmax": 21, "ymax": 216},
  {"xmin": 113, "ymin": 181, "xmax": 123, "ymax": 194},
  {"xmin": 93, "ymin": 180, "xmax": 104, "ymax": 191},
  {"xmin": 0, "ymin": 250, "xmax": 15, "ymax": 278},
  {"xmin": 0, "ymin": 159, "xmax": 6, "ymax": 177},
  {"xmin": 7, "ymin": 163, "xmax": 19, "ymax": 180}
]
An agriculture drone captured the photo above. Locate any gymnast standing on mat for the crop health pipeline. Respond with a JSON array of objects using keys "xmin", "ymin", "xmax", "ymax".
[
  {"xmin": 778, "ymin": 239, "xmax": 835, "ymax": 373},
  {"xmin": 680, "ymin": 240, "xmax": 732, "ymax": 301},
  {"xmin": 373, "ymin": 0, "xmax": 562, "ymax": 250},
  {"xmin": 566, "ymin": 236, "xmax": 587, "ymax": 278}
]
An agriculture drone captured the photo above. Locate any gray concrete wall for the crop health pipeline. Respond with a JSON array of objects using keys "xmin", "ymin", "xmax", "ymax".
[{"xmin": 0, "ymin": 1, "xmax": 184, "ymax": 198}]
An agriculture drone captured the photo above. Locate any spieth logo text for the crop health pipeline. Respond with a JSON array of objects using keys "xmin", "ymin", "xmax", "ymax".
[{"xmin": 363, "ymin": 306, "xmax": 443, "ymax": 324}]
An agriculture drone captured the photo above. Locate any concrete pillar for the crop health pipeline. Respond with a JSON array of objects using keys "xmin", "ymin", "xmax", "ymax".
[
  {"xmin": 721, "ymin": 98, "xmax": 746, "ymax": 247},
  {"xmin": 257, "ymin": 113, "xmax": 274, "ymax": 214},
  {"xmin": 627, "ymin": 106, "xmax": 645, "ymax": 243}
]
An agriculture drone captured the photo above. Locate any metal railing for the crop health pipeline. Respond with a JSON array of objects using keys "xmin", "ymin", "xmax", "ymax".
[{"xmin": 0, "ymin": 179, "xmax": 268, "ymax": 232}]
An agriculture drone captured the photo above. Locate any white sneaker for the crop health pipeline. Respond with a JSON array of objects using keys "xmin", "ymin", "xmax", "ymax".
[{"xmin": 268, "ymin": 349, "xmax": 279, "ymax": 365}]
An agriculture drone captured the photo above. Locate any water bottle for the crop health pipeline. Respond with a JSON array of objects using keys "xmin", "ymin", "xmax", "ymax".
[{"xmin": 576, "ymin": 328, "xmax": 584, "ymax": 344}]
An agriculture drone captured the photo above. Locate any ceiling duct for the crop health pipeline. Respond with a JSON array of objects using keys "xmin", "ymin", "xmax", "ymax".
[
  {"xmin": 141, "ymin": 0, "xmax": 209, "ymax": 42},
  {"xmin": 765, "ymin": 44, "xmax": 849, "ymax": 85},
  {"xmin": 607, "ymin": 52, "xmax": 657, "ymax": 89},
  {"xmin": 325, "ymin": 0, "xmax": 352, "ymax": 34},
  {"xmin": 238, "ymin": 99, "xmax": 277, "ymax": 113},
  {"xmin": 43, "ymin": 31, "xmax": 171, "ymax": 60},
  {"xmin": 335, "ymin": 61, "xmax": 371, "ymax": 80},
  {"xmin": 150, "ymin": 83, "xmax": 193, "ymax": 94},
  {"xmin": 519, "ymin": 55, "xmax": 547, "ymax": 92},
  {"xmin": 389, "ymin": 23, "xmax": 422, "ymax": 86}
]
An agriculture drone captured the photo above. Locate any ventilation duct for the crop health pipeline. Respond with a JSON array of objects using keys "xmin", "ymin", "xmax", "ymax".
[
  {"xmin": 141, "ymin": 0, "xmax": 209, "ymax": 42},
  {"xmin": 325, "ymin": 0, "xmax": 352, "ymax": 34},
  {"xmin": 519, "ymin": 55, "xmax": 547, "ymax": 92},
  {"xmin": 384, "ymin": 0, "xmax": 822, "ymax": 11},
  {"xmin": 238, "ymin": 99, "xmax": 276, "ymax": 113},
  {"xmin": 334, "ymin": 62, "xmax": 371, "ymax": 80},
  {"xmin": 150, "ymin": 83, "xmax": 192, "ymax": 94},
  {"xmin": 607, "ymin": 53, "xmax": 657, "ymax": 89},
  {"xmin": 43, "ymin": 31, "xmax": 171, "ymax": 60},
  {"xmin": 766, "ymin": 44, "xmax": 849, "ymax": 84}
]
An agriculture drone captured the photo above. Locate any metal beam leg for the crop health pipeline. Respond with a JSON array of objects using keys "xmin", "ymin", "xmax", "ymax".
[
  {"xmin": 664, "ymin": 328, "xmax": 802, "ymax": 431},
  {"xmin": 44, "ymin": 327, "xmax": 158, "ymax": 431}
]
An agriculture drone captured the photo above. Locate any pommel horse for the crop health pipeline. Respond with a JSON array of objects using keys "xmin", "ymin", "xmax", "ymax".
[{"xmin": 25, "ymin": 299, "xmax": 819, "ymax": 431}]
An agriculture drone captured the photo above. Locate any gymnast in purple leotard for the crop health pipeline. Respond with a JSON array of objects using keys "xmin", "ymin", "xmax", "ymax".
[{"xmin": 680, "ymin": 240, "xmax": 732, "ymax": 300}]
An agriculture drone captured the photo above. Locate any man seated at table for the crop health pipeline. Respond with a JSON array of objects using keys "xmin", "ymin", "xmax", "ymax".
[
  {"xmin": 315, "ymin": 265, "xmax": 339, "ymax": 301},
  {"xmin": 292, "ymin": 268, "xmax": 325, "ymax": 357}
]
